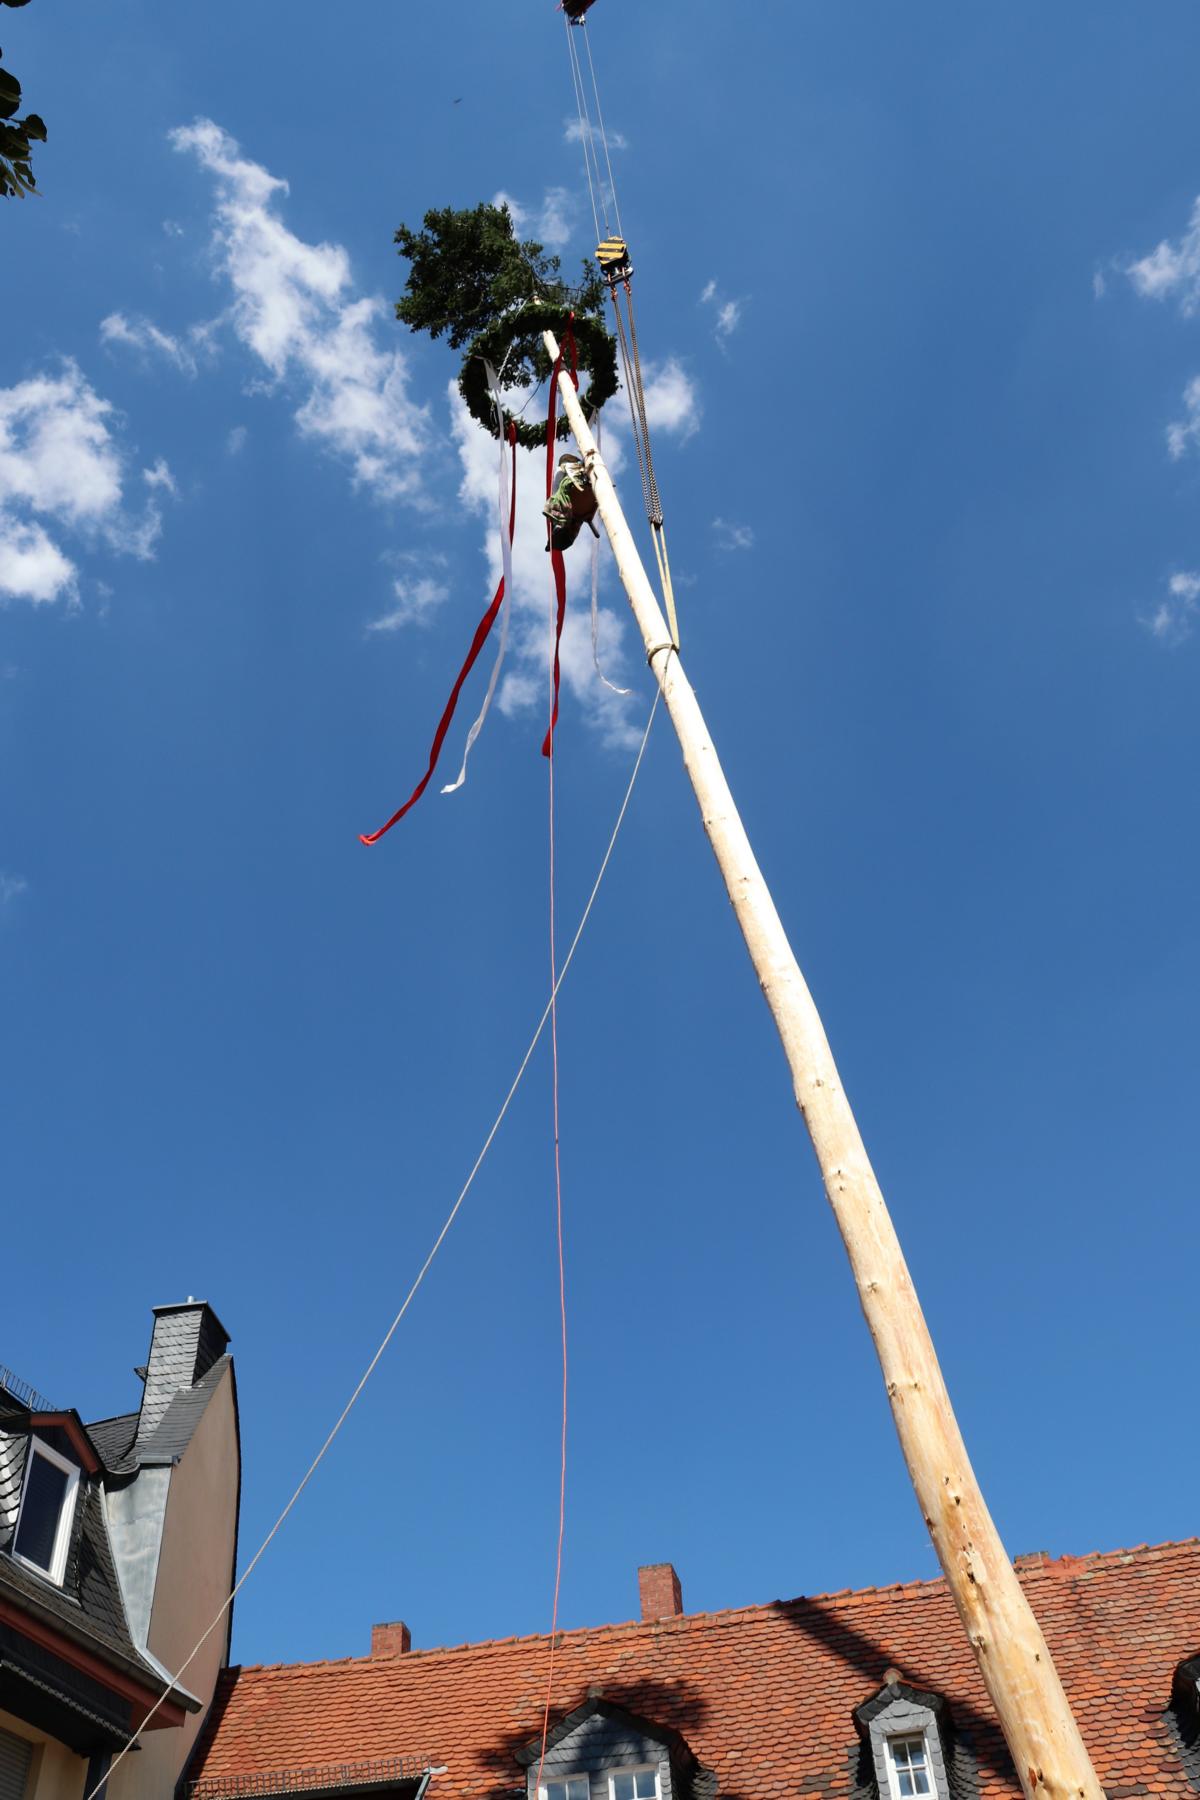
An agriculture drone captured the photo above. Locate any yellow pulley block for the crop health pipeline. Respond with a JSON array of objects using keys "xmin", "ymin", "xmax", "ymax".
[{"xmin": 596, "ymin": 237, "xmax": 633, "ymax": 281}]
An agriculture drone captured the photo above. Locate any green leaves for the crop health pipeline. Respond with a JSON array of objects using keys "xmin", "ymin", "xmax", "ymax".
[
  {"xmin": 0, "ymin": 94, "xmax": 45, "ymax": 195},
  {"xmin": 394, "ymin": 201, "xmax": 606, "ymax": 352},
  {"xmin": 0, "ymin": 0, "xmax": 46, "ymax": 200}
]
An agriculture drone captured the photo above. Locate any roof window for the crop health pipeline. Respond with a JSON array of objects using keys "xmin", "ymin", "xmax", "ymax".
[
  {"xmin": 853, "ymin": 1680, "xmax": 971, "ymax": 1800},
  {"xmin": 610, "ymin": 1773, "xmax": 657, "ymax": 1800},
  {"xmin": 884, "ymin": 1733, "xmax": 933, "ymax": 1799},
  {"xmin": 541, "ymin": 1780, "xmax": 590, "ymax": 1800},
  {"xmin": 12, "ymin": 1436, "xmax": 79, "ymax": 1585}
]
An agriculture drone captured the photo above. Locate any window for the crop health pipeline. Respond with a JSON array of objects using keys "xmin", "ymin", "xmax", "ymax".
[
  {"xmin": 540, "ymin": 1779, "xmax": 589, "ymax": 1800},
  {"xmin": 0, "ymin": 1727, "xmax": 33, "ymax": 1800},
  {"xmin": 885, "ymin": 1736, "xmax": 931, "ymax": 1800},
  {"xmin": 610, "ymin": 1773, "xmax": 658, "ymax": 1800},
  {"xmin": 12, "ymin": 1438, "xmax": 79, "ymax": 1585}
]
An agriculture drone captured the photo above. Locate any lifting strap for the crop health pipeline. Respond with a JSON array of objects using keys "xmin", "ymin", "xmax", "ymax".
[{"xmin": 359, "ymin": 422, "xmax": 518, "ymax": 844}]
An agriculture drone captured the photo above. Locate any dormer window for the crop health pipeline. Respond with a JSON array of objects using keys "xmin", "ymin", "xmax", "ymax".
[
  {"xmin": 853, "ymin": 1680, "xmax": 967, "ymax": 1800},
  {"xmin": 541, "ymin": 1780, "xmax": 589, "ymax": 1800},
  {"xmin": 884, "ymin": 1734, "xmax": 932, "ymax": 1799},
  {"xmin": 12, "ymin": 1437, "xmax": 79, "ymax": 1585},
  {"xmin": 610, "ymin": 1772, "xmax": 657, "ymax": 1800}
]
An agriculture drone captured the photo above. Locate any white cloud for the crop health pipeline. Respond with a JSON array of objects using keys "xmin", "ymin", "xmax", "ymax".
[
  {"xmin": 642, "ymin": 358, "xmax": 700, "ymax": 439},
  {"xmin": 367, "ymin": 575, "xmax": 450, "ymax": 632},
  {"xmin": 143, "ymin": 456, "xmax": 178, "ymax": 497},
  {"xmin": 713, "ymin": 517, "xmax": 754, "ymax": 552},
  {"xmin": 0, "ymin": 361, "xmax": 165, "ymax": 606},
  {"xmin": 0, "ymin": 518, "xmax": 76, "ymax": 604},
  {"xmin": 1165, "ymin": 373, "xmax": 1200, "ymax": 459},
  {"xmin": 1093, "ymin": 269, "xmax": 1107, "ymax": 300},
  {"xmin": 699, "ymin": 279, "xmax": 746, "ymax": 344},
  {"xmin": 448, "ymin": 382, "xmax": 640, "ymax": 749},
  {"xmin": 492, "ymin": 186, "xmax": 574, "ymax": 252},
  {"xmin": 225, "ymin": 424, "xmax": 247, "ymax": 456},
  {"xmin": 169, "ymin": 118, "xmax": 430, "ymax": 501},
  {"xmin": 0, "ymin": 873, "xmax": 27, "ymax": 907},
  {"xmin": 1142, "ymin": 570, "xmax": 1200, "ymax": 645},
  {"xmin": 564, "ymin": 117, "xmax": 628, "ymax": 153},
  {"xmin": 1128, "ymin": 199, "xmax": 1200, "ymax": 313},
  {"xmin": 100, "ymin": 311, "xmax": 202, "ymax": 376},
  {"xmin": 162, "ymin": 218, "xmax": 185, "ymax": 238}
]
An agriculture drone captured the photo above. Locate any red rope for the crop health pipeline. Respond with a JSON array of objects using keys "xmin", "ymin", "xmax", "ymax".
[
  {"xmin": 533, "ymin": 323, "xmax": 576, "ymax": 1798},
  {"xmin": 359, "ymin": 423, "xmax": 518, "ymax": 845},
  {"xmin": 541, "ymin": 320, "xmax": 578, "ymax": 760}
]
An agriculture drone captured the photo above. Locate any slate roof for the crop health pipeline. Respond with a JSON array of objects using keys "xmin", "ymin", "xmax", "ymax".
[
  {"xmin": 84, "ymin": 1355, "xmax": 233, "ymax": 1475},
  {"xmin": 190, "ymin": 1539, "xmax": 1200, "ymax": 1800},
  {"xmin": 0, "ymin": 1480, "xmax": 188, "ymax": 1700},
  {"xmin": 135, "ymin": 1355, "xmax": 233, "ymax": 1466},
  {"xmin": 84, "ymin": 1412, "xmax": 139, "ymax": 1472}
]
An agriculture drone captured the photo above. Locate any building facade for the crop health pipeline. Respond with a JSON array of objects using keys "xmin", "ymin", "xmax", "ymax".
[{"xmin": 0, "ymin": 1301, "xmax": 240, "ymax": 1800}]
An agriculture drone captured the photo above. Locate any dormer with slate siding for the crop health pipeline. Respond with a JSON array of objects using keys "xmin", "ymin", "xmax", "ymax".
[
  {"xmin": 0, "ymin": 1301, "xmax": 240, "ymax": 1800},
  {"xmin": 518, "ymin": 1699, "xmax": 705, "ymax": 1800}
]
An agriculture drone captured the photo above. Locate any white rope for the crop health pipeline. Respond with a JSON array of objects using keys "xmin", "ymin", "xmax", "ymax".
[
  {"xmin": 84, "ymin": 690, "xmax": 660, "ymax": 1800},
  {"xmin": 442, "ymin": 363, "xmax": 513, "ymax": 793},
  {"xmin": 564, "ymin": 17, "xmax": 607, "ymax": 242},
  {"xmin": 582, "ymin": 26, "xmax": 624, "ymax": 244}
]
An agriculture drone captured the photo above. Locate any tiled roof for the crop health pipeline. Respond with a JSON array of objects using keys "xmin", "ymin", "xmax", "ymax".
[{"xmin": 191, "ymin": 1539, "xmax": 1200, "ymax": 1799}]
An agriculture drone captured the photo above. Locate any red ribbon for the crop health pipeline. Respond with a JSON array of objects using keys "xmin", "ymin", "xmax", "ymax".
[
  {"xmin": 360, "ymin": 423, "xmax": 518, "ymax": 845},
  {"xmin": 541, "ymin": 320, "xmax": 578, "ymax": 761}
]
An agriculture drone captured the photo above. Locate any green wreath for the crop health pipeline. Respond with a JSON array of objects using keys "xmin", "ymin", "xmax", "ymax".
[{"xmin": 459, "ymin": 302, "xmax": 619, "ymax": 450}]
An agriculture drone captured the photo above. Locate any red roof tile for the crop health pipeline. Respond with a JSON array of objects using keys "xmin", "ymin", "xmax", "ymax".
[{"xmin": 191, "ymin": 1540, "xmax": 1200, "ymax": 1798}]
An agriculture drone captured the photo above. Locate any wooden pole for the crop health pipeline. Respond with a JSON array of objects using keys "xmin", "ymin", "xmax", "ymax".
[{"xmin": 545, "ymin": 332, "xmax": 1103, "ymax": 1800}]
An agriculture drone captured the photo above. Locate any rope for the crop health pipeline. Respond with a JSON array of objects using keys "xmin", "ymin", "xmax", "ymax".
[
  {"xmin": 83, "ymin": 689, "xmax": 660, "ymax": 1800},
  {"xmin": 534, "ymin": 520, "xmax": 571, "ymax": 1800},
  {"xmin": 562, "ymin": 5, "xmax": 677, "ymax": 647},
  {"xmin": 604, "ymin": 281, "xmax": 678, "ymax": 647},
  {"xmin": 582, "ymin": 25, "xmax": 624, "ymax": 245},
  {"xmin": 564, "ymin": 17, "xmax": 605, "ymax": 244}
]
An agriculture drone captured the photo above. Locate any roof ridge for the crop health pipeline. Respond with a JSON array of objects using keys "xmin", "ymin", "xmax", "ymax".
[{"xmin": 220, "ymin": 1537, "xmax": 1200, "ymax": 1679}]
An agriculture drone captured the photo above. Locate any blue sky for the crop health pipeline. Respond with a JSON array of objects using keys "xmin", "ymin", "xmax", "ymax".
[{"xmin": 3, "ymin": 0, "xmax": 1200, "ymax": 1671}]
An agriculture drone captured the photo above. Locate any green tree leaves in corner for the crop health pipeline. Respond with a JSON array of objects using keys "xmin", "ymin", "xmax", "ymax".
[
  {"xmin": 1, "ymin": 0, "xmax": 46, "ymax": 200},
  {"xmin": 395, "ymin": 202, "xmax": 604, "ymax": 350}
]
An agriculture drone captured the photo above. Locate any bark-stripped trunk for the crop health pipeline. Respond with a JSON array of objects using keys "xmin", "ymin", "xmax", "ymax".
[{"xmin": 545, "ymin": 331, "xmax": 1102, "ymax": 1800}]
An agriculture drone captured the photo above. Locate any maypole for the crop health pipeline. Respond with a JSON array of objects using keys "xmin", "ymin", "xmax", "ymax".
[{"xmin": 543, "ymin": 329, "xmax": 1103, "ymax": 1800}]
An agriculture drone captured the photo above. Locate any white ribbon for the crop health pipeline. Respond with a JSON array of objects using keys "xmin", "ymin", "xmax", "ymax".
[
  {"xmin": 590, "ymin": 416, "xmax": 630, "ymax": 695},
  {"xmin": 443, "ymin": 361, "xmax": 514, "ymax": 794}
]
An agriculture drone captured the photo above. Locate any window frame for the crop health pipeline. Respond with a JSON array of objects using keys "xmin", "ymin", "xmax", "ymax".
[
  {"xmin": 538, "ymin": 1777, "xmax": 591, "ymax": 1800},
  {"xmin": 607, "ymin": 1769, "xmax": 660, "ymax": 1800},
  {"xmin": 11, "ymin": 1436, "xmax": 80, "ymax": 1586},
  {"xmin": 882, "ymin": 1732, "xmax": 933, "ymax": 1800}
]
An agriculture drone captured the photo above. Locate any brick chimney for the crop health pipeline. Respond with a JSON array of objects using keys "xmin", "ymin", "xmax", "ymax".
[
  {"xmin": 371, "ymin": 1621, "xmax": 412, "ymax": 1657},
  {"xmin": 137, "ymin": 1300, "xmax": 230, "ymax": 1439},
  {"xmin": 638, "ymin": 1563, "xmax": 683, "ymax": 1621}
]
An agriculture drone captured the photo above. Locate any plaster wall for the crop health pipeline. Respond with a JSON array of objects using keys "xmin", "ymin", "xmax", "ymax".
[
  {"xmin": 109, "ymin": 1368, "xmax": 238, "ymax": 1800},
  {"xmin": 0, "ymin": 1706, "xmax": 86, "ymax": 1800}
]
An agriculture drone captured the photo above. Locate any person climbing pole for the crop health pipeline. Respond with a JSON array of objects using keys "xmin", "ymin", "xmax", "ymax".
[{"xmin": 543, "ymin": 453, "xmax": 600, "ymax": 551}]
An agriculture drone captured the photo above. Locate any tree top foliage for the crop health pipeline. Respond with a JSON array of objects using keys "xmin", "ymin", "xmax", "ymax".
[
  {"xmin": 1, "ymin": 0, "xmax": 47, "ymax": 201},
  {"xmin": 394, "ymin": 202, "xmax": 605, "ymax": 352}
]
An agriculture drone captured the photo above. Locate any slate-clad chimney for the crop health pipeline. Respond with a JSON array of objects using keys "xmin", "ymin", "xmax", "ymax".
[
  {"xmin": 371, "ymin": 1621, "xmax": 411, "ymax": 1657},
  {"xmin": 137, "ymin": 1300, "xmax": 230, "ymax": 1439},
  {"xmin": 638, "ymin": 1563, "xmax": 683, "ymax": 1621}
]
